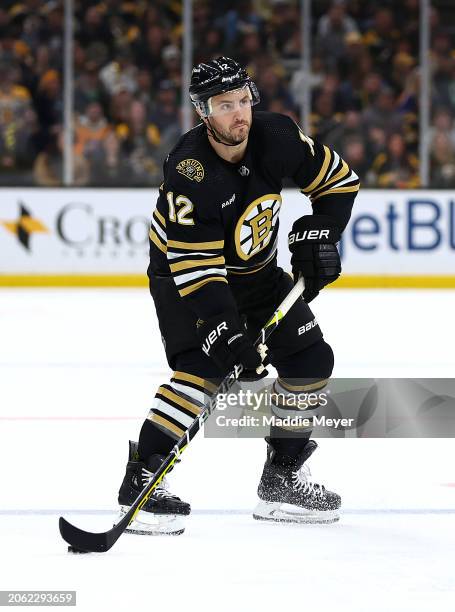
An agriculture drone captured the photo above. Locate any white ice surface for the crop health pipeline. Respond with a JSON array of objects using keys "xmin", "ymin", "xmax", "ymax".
[{"xmin": 0, "ymin": 288, "xmax": 454, "ymax": 612}]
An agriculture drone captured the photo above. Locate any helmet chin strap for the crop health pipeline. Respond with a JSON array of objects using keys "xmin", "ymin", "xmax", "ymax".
[{"xmin": 205, "ymin": 117, "xmax": 245, "ymax": 147}]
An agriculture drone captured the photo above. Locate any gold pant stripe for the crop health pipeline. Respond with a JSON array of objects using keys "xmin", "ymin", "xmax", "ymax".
[
  {"xmin": 173, "ymin": 371, "xmax": 218, "ymax": 395},
  {"xmin": 149, "ymin": 413, "xmax": 185, "ymax": 438},
  {"xmin": 277, "ymin": 378, "xmax": 329, "ymax": 392},
  {"xmin": 157, "ymin": 386, "xmax": 201, "ymax": 415}
]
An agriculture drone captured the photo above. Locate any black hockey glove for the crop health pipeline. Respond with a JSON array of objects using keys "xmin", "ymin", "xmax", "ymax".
[
  {"xmin": 197, "ymin": 313, "xmax": 266, "ymax": 379},
  {"xmin": 288, "ymin": 214, "xmax": 341, "ymax": 303}
]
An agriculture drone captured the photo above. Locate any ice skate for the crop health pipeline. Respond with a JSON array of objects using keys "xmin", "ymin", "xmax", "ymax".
[
  {"xmin": 253, "ymin": 439, "xmax": 341, "ymax": 524},
  {"xmin": 117, "ymin": 441, "xmax": 190, "ymax": 535}
]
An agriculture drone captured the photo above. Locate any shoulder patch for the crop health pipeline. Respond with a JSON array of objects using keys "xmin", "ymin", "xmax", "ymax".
[{"xmin": 176, "ymin": 158, "xmax": 205, "ymax": 182}]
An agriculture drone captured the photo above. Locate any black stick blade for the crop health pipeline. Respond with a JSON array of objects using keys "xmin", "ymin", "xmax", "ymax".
[{"xmin": 59, "ymin": 516, "xmax": 125, "ymax": 553}]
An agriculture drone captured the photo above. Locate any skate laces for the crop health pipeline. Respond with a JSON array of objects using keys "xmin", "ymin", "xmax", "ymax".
[
  {"xmin": 291, "ymin": 463, "xmax": 325, "ymax": 497},
  {"xmin": 141, "ymin": 467, "xmax": 179, "ymax": 499}
]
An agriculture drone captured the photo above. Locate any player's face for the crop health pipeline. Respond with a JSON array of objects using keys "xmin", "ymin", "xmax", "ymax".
[{"xmin": 206, "ymin": 88, "xmax": 253, "ymax": 145}]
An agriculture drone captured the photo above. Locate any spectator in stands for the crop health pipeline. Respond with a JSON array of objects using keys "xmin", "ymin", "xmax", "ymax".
[
  {"xmin": 366, "ymin": 125, "xmax": 387, "ymax": 160},
  {"xmin": 33, "ymin": 68, "xmax": 63, "ymax": 143},
  {"xmin": 74, "ymin": 101, "xmax": 111, "ymax": 158},
  {"xmin": 133, "ymin": 24, "xmax": 168, "ymax": 73},
  {"xmin": 371, "ymin": 132, "xmax": 419, "ymax": 188},
  {"xmin": 363, "ymin": 8, "xmax": 401, "ymax": 78},
  {"xmin": 99, "ymin": 47, "xmax": 138, "ymax": 96},
  {"xmin": 0, "ymin": 63, "xmax": 32, "ymax": 126},
  {"xmin": 33, "ymin": 125, "xmax": 89, "ymax": 186},
  {"xmin": 430, "ymin": 108, "xmax": 455, "ymax": 149},
  {"xmin": 159, "ymin": 45, "xmax": 182, "ymax": 90},
  {"xmin": 316, "ymin": 0, "xmax": 359, "ymax": 69},
  {"xmin": 109, "ymin": 86, "xmax": 134, "ymax": 125},
  {"xmin": 135, "ymin": 68, "xmax": 154, "ymax": 117},
  {"xmin": 74, "ymin": 62, "xmax": 109, "ymax": 114},
  {"xmin": 149, "ymin": 81, "xmax": 180, "ymax": 138},
  {"xmin": 362, "ymin": 87, "xmax": 401, "ymax": 135},
  {"xmin": 341, "ymin": 135, "xmax": 370, "ymax": 184},
  {"xmin": 430, "ymin": 132, "xmax": 455, "ymax": 187},
  {"xmin": 87, "ymin": 131, "xmax": 131, "ymax": 187},
  {"xmin": 0, "ymin": 106, "xmax": 40, "ymax": 185},
  {"xmin": 77, "ymin": 4, "xmax": 113, "ymax": 53},
  {"xmin": 267, "ymin": 0, "xmax": 300, "ymax": 59},
  {"xmin": 194, "ymin": 26, "xmax": 224, "ymax": 65},
  {"xmin": 325, "ymin": 108, "xmax": 364, "ymax": 153},
  {"xmin": 310, "ymin": 90, "xmax": 343, "ymax": 142},
  {"xmin": 116, "ymin": 99, "xmax": 161, "ymax": 186},
  {"xmin": 256, "ymin": 64, "xmax": 296, "ymax": 113},
  {"xmin": 216, "ymin": 0, "xmax": 264, "ymax": 49},
  {"xmin": 235, "ymin": 27, "xmax": 264, "ymax": 69}
]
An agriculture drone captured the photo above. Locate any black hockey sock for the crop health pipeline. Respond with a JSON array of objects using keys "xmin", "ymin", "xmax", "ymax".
[
  {"xmin": 138, "ymin": 418, "xmax": 176, "ymax": 460},
  {"xmin": 269, "ymin": 427, "xmax": 312, "ymax": 459}
]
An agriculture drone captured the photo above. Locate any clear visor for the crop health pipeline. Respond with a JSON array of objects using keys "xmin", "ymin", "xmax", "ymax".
[{"xmin": 205, "ymin": 84, "xmax": 257, "ymax": 117}]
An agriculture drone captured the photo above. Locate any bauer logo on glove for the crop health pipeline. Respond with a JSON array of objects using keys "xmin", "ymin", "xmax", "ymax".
[
  {"xmin": 288, "ymin": 214, "xmax": 342, "ymax": 303},
  {"xmin": 288, "ymin": 229, "xmax": 330, "ymax": 244}
]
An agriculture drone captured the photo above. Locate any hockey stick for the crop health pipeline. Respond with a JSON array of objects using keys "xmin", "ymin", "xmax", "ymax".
[{"xmin": 59, "ymin": 276, "xmax": 305, "ymax": 552}]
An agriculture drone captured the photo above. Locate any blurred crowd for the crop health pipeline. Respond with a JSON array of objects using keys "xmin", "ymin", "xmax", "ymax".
[{"xmin": 0, "ymin": 0, "xmax": 454, "ymax": 187}]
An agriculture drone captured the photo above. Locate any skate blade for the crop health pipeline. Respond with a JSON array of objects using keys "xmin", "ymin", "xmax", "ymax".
[
  {"xmin": 253, "ymin": 501, "xmax": 340, "ymax": 524},
  {"xmin": 118, "ymin": 506, "xmax": 185, "ymax": 535}
]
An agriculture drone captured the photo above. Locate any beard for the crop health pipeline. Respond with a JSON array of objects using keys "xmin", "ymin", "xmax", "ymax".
[{"xmin": 208, "ymin": 118, "xmax": 251, "ymax": 145}]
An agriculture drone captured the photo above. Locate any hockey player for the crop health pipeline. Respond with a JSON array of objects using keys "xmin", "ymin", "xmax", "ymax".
[{"xmin": 118, "ymin": 57, "xmax": 360, "ymax": 533}]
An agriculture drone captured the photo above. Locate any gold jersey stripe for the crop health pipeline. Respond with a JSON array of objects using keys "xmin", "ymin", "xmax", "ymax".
[
  {"xmin": 149, "ymin": 413, "xmax": 185, "ymax": 438},
  {"xmin": 277, "ymin": 378, "xmax": 329, "ymax": 392},
  {"xmin": 167, "ymin": 239, "xmax": 224, "ymax": 251},
  {"xmin": 311, "ymin": 161, "xmax": 350, "ymax": 196},
  {"xmin": 178, "ymin": 276, "xmax": 228, "ymax": 297},
  {"xmin": 301, "ymin": 146, "xmax": 331, "ymax": 194},
  {"xmin": 149, "ymin": 228, "xmax": 167, "ymax": 254},
  {"xmin": 311, "ymin": 183, "xmax": 360, "ymax": 202},
  {"xmin": 157, "ymin": 386, "xmax": 202, "ymax": 415},
  {"xmin": 169, "ymin": 256, "xmax": 225, "ymax": 273},
  {"xmin": 153, "ymin": 208, "xmax": 166, "ymax": 227},
  {"xmin": 173, "ymin": 371, "xmax": 218, "ymax": 394}
]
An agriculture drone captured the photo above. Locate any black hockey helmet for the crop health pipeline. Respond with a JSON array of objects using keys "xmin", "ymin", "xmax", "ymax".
[{"xmin": 189, "ymin": 56, "xmax": 260, "ymax": 117}]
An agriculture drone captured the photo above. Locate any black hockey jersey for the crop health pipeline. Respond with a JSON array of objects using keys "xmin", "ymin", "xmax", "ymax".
[{"xmin": 148, "ymin": 111, "xmax": 359, "ymax": 320}]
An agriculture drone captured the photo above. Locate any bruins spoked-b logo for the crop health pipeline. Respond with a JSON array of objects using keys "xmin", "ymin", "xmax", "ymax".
[
  {"xmin": 235, "ymin": 194, "xmax": 281, "ymax": 261},
  {"xmin": 176, "ymin": 158, "xmax": 205, "ymax": 182}
]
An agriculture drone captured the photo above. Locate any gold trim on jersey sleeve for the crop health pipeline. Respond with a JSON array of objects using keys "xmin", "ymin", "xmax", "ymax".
[
  {"xmin": 153, "ymin": 208, "xmax": 166, "ymax": 227},
  {"xmin": 311, "ymin": 182, "xmax": 360, "ymax": 202},
  {"xmin": 178, "ymin": 276, "xmax": 228, "ymax": 297},
  {"xmin": 149, "ymin": 228, "xmax": 167, "ymax": 253},
  {"xmin": 169, "ymin": 256, "xmax": 225, "ymax": 273},
  {"xmin": 301, "ymin": 146, "xmax": 331, "ymax": 194},
  {"xmin": 311, "ymin": 160, "xmax": 350, "ymax": 195},
  {"xmin": 167, "ymin": 239, "xmax": 224, "ymax": 251}
]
